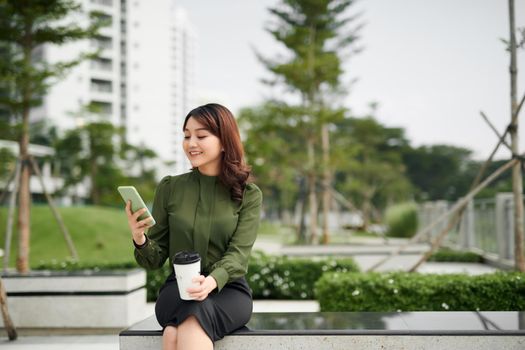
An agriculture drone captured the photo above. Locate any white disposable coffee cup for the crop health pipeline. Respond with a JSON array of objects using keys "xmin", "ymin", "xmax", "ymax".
[{"xmin": 173, "ymin": 251, "xmax": 201, "ymax": 300}]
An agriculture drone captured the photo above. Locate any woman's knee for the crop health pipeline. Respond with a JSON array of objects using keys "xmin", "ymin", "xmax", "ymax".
[
  {"xmin": 163, "ymin": 325, "xmax": 177, "ymax": 342},
  {"xmin": 179, "ymin": 315, "xmax": 200, "ymax": 330}
]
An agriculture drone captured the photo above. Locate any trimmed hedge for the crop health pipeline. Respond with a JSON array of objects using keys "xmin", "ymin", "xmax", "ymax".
[
  {"xmin": 315, "ymin": 271, "xmax": 525, "ymax": 311},
  {"xmin": 428, "ymin": 248, "xmax": 483, "ymax": 263},
  {"xmin": 34, "ymin": 251, "xmax": 360, "ymax": 301},
  {"xmin": 247, "ymin": 250, "xmax": 360, "ymax": 299}
]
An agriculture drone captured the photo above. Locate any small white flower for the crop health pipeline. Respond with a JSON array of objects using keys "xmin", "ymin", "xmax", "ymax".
[
  {"xmin": 322, "ymin": 265, "xmax": 328, "ymax": 271},
  {"xmin": 352, "ymin": 289, "xmax": 360, "ymax": 297},
  {"xmin": 516, "ymin": 276, "xmax": 521, "ymax": 280},
  {"xmin": 393, "ymin": 289, "xmax": 398, "ymax": 294},
  {"xmin": 284, "ymin": 270, "xmax": 290, "ymax": 276},
  {"xmin": 441, "ymin": 303, "xmax": 449, "ymax": 310},
  {"xmin": 388, "ymin": 279, "xmax": 394, "ymax": 284},
  {"xmin": 397, "ymin": 309, "xmax": 402, "ymax": 313},
  {"xmin": 300, "ymin": 292, "xmax": 307, "ymax": 298}
]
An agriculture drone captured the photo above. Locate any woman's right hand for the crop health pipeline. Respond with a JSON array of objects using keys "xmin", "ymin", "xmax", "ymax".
[{"xmin": 125, "ymin": 200, "xmax": 154, "ymax": 245}]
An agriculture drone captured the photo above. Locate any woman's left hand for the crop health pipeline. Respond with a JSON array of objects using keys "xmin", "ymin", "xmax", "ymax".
[{"xmin": 187, "ymin": 275, "xmax": 217, "ymax": 301}]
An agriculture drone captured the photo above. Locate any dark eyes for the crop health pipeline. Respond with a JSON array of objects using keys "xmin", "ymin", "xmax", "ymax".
[{"xmin": 184, "ymin": 136, "xmax": 207, "ymax": 140}]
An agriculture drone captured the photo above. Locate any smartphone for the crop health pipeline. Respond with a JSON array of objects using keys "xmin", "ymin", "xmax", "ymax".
[{"xmin": 117, "ymin": 186, "xmax": 156, "ymax": 226}]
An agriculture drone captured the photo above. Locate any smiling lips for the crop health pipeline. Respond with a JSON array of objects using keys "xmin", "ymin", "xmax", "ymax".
[{"xmin": 189, "ymin": 151, "xmax": 203, "ymax": 156}]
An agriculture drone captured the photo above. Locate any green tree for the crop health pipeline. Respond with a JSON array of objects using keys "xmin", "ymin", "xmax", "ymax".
[
  {"xmin": 54, "ymin": 121, "xmax": 159, "ymax": 206},
  {"xmin": 333, "ymin": 115, "xmax": 412, "ymax": 229},
  {"xmin": 401, "ymin": 145, "xmax": 473, "ymax": 201},
  {"xmin": 0, "ymin": 0, "xmax": 105, "ymax": 272},
  {"xmin": 239, "ymin": 102, "xmax": 304, "ymax": 227},
  {"xmin": 54, "ymin": 122, "xmax": 122, "ymax": 206},
  {"xmin": 260, "ymin": 0, "xmax": 361, "ymax": 243},
  {"xmin": 119, "ymin": 142, "xmax": 158, "ymax": 204}
]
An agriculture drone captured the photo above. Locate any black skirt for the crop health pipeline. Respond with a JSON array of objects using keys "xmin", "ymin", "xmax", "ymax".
[{"xmin": 154, "ymin": 271, "xmax": 253, "ymax": 342}]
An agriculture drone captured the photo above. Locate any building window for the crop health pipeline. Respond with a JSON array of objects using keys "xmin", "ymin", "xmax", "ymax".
[
  {"xmin": 91, "ymin": 35, "xmax": 113, "ymax": 50},
  {"xmin": 91, "ymin": 0, "xmax": 113, "ymax": 6},
  {"xmin": 97, "ymin": 13, "xmax": 113, "ymax": 27},
  {"xmin": 90, "ymin": 79, "xmax": 113, "ymax": 93},
  {"xmin": 90, "ymin": 101, "xmax": 113, "ymax": 116},
  {"xmin": 90, "ymin": 58, "xmax": 113, "ymax": 71}
]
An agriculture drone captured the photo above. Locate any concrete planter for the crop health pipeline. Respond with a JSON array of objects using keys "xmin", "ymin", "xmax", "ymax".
[{"xmin": 0, "ymin": 268, "xmax": 148, "ymax": 329}]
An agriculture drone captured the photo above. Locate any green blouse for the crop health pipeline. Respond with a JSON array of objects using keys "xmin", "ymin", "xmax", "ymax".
[{"xmin": 133, "ymin": 168, "xmax": 263, "ymax": 292}]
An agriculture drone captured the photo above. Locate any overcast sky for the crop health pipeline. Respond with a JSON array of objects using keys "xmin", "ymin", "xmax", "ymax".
[{"xmin": 176, "ymin": 0, "xmax": 525, "ymax": 160}]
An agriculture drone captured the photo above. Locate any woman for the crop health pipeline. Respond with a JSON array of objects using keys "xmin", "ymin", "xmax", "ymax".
[{"xmin": 125, "ymin": 103, "xmax": 262, "ymax": 350}]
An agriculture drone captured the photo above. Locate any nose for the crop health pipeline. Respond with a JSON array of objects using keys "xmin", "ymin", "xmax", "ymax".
[{"xmin": 187, "ymin": 136, "xmax": 198, "ymax": 148}]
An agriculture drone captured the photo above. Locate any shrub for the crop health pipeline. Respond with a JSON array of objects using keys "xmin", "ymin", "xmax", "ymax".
[
  {"xmin": 315, "ymin": 271, "xmax": 525, "ymax": 311},
  {"xmin": 385, "ymin": 202, "xmax": 418, "ymax": 238},
  {"xmin": 34, "ymin": 251, "xmax": 360, "ymax": 301},
  {"xmin": 247, "ymin": 250, "xmax": 360, "ymax": 299},
  {"xmin": 428, "ymin": 248, "xmax": 483, "ymax": 263}
]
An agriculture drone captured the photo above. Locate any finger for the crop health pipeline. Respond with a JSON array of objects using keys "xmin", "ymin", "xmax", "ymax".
[
  {"xmin": 133, "ymin": 208, "xmax": 148, "ymax": 220},
  {"xmin": 189, "ymin": 291, "xmax": 206, "ymax": 300},
  {"xmin": 187, "ymin": 286, "xmax": 202, "ymax": 294},
  {"xmin": 125, "ymin": 201, "xmax": 132, "ymax": 215},
  {"xmin": 138, "ymin": 217, "xmax": 152, "ymax": 227},
  {"xmin": 192, "ymin": 275, "xmax": 205, "ymax": 284}
]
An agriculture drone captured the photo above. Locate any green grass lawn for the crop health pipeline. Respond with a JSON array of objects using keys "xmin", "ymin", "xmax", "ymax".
[
  {"xmin": 0, "ymin": 206, "xmax": 292, "ymax": 268},
  {"xmin": 0, "ymin": 205, "xmax": 135, "ymax": 268}
]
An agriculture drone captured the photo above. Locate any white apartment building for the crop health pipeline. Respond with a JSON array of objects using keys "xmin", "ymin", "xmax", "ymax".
[
  {"xmin": 30, "ymin": 0, "xmax": 195, "ymax": 177},
  {"xmin": 126, "ymin": 2, "xmax": 195, "ymax": 175}
]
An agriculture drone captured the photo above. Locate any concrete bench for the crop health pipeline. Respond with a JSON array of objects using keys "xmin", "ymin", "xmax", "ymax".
[
  {"xmin": 119, "ymin": 311, "xmax": 525, "ymax": 350},
  {"xmin": 1, "ymin": 268, "xmax": 148, "ymax": 329}
]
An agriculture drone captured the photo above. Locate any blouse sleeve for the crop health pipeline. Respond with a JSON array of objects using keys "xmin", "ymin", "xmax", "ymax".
[
  {"xmin": 209, "ymin": 183, "xmax": 263, "ymax": 291},
  {"xmin": 133, "ymin": 176, "xmax": 171, "ymax": 270}
]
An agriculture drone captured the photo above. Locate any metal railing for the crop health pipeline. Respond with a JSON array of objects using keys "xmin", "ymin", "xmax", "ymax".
[{"xmin": 418, "ymin": 193, "xmax": 520, "ymax": 267}]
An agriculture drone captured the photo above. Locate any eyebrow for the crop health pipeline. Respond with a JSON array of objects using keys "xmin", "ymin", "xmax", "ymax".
[{"xmin": 184, "ymin": 127, "xmax": 209, "ymax": 132}]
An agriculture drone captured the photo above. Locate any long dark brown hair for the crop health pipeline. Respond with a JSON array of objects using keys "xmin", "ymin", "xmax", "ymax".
[{"xmin": 183, "ymin": 103, "xmax": 252, "ymax": 203}]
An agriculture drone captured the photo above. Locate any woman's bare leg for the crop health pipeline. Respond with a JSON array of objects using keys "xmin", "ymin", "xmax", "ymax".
[
  {"xmin": 162, "ymin": 325, "xmax": 177, "ymax": 350},
  {"xmin": 176, "ymin": 315, "xmax": 213, "ymax": 350}
]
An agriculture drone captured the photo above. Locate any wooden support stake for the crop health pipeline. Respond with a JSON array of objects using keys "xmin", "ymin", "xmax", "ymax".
[
  {"xmin": 0, "ymin": 276, "xmax": 17, "ymax": 340},
  {"xmin": 367, "ymin": 158, "xmax": 518, "ymax": 272},
  {"xmin": 29, "ymin": 156, "xmax": 78, "ymax": 261},
  {"xmin": 3, "ymin": 160, "xmax": 22, "ymax": 273}
]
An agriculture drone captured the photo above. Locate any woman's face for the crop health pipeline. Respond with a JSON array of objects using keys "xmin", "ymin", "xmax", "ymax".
[{"xmin": 183, "ymin": 117, "xmax": 223, "ymax": 175}]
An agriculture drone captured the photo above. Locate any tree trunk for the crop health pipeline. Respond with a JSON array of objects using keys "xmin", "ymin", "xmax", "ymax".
[
  {"xmin": 297, "ymin": 177, "xmax": 308, "ymax": 243},
  {"xmin": 16, "ymin": 22, "xmax": 35, "ymax": 274},
  {"xmin": 90, "ymin": 158, "xmax": 99, "ymax": 204},
  {"xmin": 16, "ymin": 106, "xmax": 31, "ymax": 274},
  {"xmin": 361, "ymin": 198, "xmax": 370, "ymax": 231},
  {"xmin": 508, "ymin": 0, "xmax": 525, "ymax": 271},
  {"xmin": 307, "ymin": 138, "xmax": 318, "ymax": 244},
  {"xmin": 321, "ymin": 123, "xmax": 331, "ymax": 244},
  {"xmin": 361, "ymin": 188, "xmax": 375, "ymax": 232}
]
